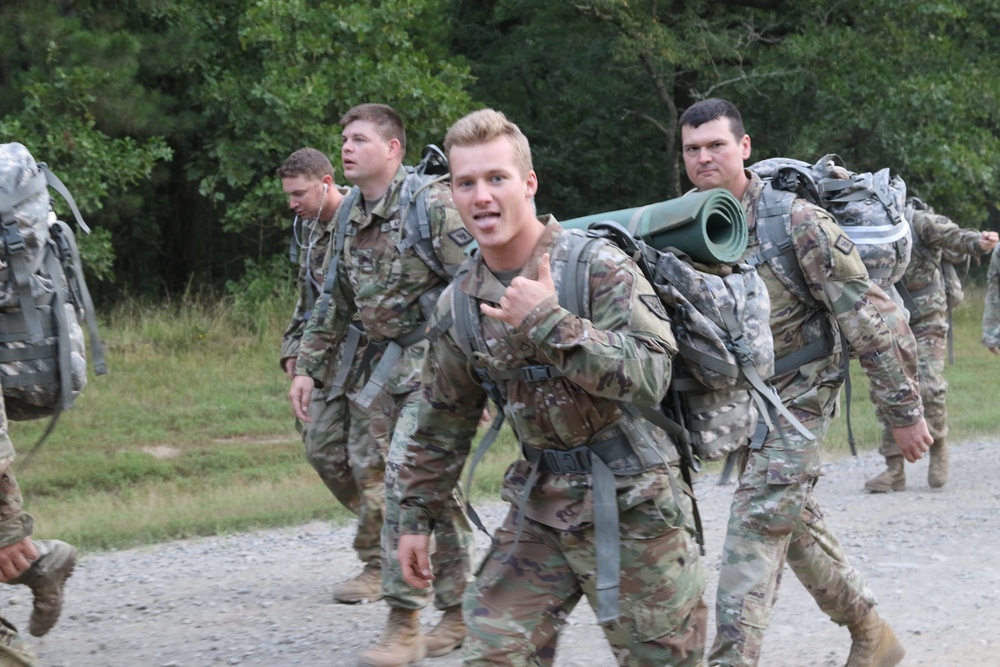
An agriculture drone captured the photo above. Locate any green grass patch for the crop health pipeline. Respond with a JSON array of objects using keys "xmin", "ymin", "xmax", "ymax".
[{"xmin": 10, "ymin": 285, "xmax": 999, "ymax": 551}]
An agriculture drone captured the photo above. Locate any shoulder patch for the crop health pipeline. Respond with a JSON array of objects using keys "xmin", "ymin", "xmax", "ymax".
[
  {"xmin": 833, "ymin": 234, "xmax": 855, "ymax": 255},
  {"xmin": 639, "ymin": 294, "xmax": 670, "ymax": 321},
  {"xmin": 448, "ymin": 228, "xmax": 475, "ymax": 247}
]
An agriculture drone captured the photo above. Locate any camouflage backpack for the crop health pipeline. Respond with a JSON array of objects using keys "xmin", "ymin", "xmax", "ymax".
[
  {"xmin": 0, "ymin": 143, "xmax": 107, "ymax": 451},
  {"xmin": 748, "ymin": 154, "xmax": 911, "ymax": 304},
  {"xmin": 905, "ymin": 197, "xmax": 966, "ymax": 311}
]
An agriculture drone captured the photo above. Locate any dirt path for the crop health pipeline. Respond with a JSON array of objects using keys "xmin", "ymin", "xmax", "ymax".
[{"xmin": 13, "ymin": 437, "xmax": 1000, "ymax": 666}]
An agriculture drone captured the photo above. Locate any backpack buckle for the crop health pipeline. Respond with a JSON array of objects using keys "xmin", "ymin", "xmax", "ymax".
[{"xmin": 519, "ymin": 364, "xmax": 561, "ymax": 382}]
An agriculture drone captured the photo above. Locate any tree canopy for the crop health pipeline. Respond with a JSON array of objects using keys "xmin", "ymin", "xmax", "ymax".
[{"xmin": 2, "ymin": 0, "xmax": 997, "ymax": 301}]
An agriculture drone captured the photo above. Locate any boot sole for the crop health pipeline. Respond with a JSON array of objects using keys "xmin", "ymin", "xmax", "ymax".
[
  {"xmin": 334, "ymin": 593, "xmax": 384, "ymax": 604},
  {"xmin": 426, "ymin": 638, "xmax": 463, "ymax": 658},
  {"xmin": 864, "ymin": 483, "xmax": 904, "ymax": 493}
]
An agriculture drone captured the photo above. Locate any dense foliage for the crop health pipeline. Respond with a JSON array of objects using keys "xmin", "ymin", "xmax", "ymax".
[{"xmin": 2, "ymin": 0, "xmax": 997, "ymax": 301}]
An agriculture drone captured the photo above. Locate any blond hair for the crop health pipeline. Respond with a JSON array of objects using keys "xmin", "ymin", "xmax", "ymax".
[{"xmin": 444, "ymin": 109, "xmax": 532, "ymax": 176}]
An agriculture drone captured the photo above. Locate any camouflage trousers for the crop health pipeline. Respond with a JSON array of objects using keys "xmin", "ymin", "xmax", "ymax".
[
  {"xmin": 300, "ymin": 390, "xmax": 386, "ymax": 566},
  {"xmin": 382, "ymin": 389, "xmax": 475, "ymax": 610},
  {"xmin": 709, "ymin": 417, "xmax": 876, "ymax": 667},
  {"xmin": 876, "ymin": 315, "xmax": 948, "ymax": 455},
  {"xmin": 0, "ymin": 617, "xmax": 37, "ymax": 667},
  {"xmin": 463, "ymin": 493, "xmax": 707, "ymax": 667}
]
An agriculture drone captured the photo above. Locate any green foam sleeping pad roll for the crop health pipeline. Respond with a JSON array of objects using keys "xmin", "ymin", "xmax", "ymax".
[{"xmin": 560, "ymin": 188, "xmax": 748, "ymax": 264}]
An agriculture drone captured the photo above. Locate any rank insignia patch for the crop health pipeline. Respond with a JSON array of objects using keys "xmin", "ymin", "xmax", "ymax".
[
  {"xmin": 448, "ymin": 228, "xmax": 475, "ymax": 247},
  {"xmin": 639, "ymin": 294, "xmax": 670, "ymax": 321},
  {"xmin": 834, "ymin": 234, "xmax": 855, "ymax": 255}
]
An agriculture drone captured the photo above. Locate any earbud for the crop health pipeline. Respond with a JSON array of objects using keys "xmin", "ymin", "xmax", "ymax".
[{"xmin": 323, "ymin": 183, "xmax": 329, "ymax": 194}]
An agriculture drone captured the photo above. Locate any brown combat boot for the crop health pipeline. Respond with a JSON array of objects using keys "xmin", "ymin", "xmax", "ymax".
[
  {"xmin": 357, "ymin": 607, "xmax": 427, "ymax": 667},
  {"xmin": 928, "ymin": 439, "xmax": 948, "ymax": 488},
  {"xmin": 333, "ymin": 561, "xmax": 383, "ymax": 604},
  {"xmin": 424, "ymin": 605, "xmax": 465, "ymax": 657},
  {"xmin": 845, "ymin": 609, "xmax": 905, "ymax": 667},
  {"xmin": 8, "ymin": 539, "xmax": 77, "ymax": 637},
  {"xmin": 864, "ymin": 456, "xmax": 905, "ymax": 493}
]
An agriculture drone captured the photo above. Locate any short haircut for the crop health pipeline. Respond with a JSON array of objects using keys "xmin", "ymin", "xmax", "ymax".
[
  {"xmin": 275, "ymin": 148, "xmax": 334, "ymax": 180},
  {"xmin": 444, "ymin": 108, "xmax": 533, "ymax": 176},
  {"xmin": 679, "ymin": 98, "xmax": 746, "ymax": 141},
  {"xmin": 339, "ymin": 103, "xmax": 406, "ymax": 154}
]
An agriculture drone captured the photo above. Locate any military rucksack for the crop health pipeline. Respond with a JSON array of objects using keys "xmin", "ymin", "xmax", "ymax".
[
  {"xmin": 748, "ymin": 155, "xmax": 911, "ymax": 453},
  {"xmin": 906, "ymin": 197, "xmax": 966, "ymax": 311},
  {"xmin": 749, "ymin": 154, "xmax": 911, "ymax": 302},
  {"xmin": 0, "ymin": 142, "xmax": 108, "ymax": 453}
]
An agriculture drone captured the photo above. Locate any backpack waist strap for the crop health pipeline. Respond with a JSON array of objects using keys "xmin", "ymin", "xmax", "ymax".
[
  {"xmin": 520, "ymin": 427, "xmax": 632, "ymax": 475},
  {"xmin": 354, "ymin": 323, "xmax": 427, "ymax": 408}
]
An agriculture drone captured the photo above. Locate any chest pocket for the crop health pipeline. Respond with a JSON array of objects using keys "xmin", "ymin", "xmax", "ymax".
[{"xmin": 346, "ymin": 226, "xmax": 405, "ymax": 300}]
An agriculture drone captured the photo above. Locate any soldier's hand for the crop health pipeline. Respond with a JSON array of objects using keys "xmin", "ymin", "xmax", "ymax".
[
  {"xmin": 282, "ymin": 357, "xmax": 296, "ymax": 380},
  {"xmin": 480, "ymin": 253, "xmax": 556, "ymax": 328},
  {"xmin": 0, "ymin": 537, "xmax": 37, "ymax": 582},
  {"xmin": 399, "ymin": 534, "xmax": 434, "ymax": 590},
  {"xmin": 892, "ymin": 418, "xmax": 933, "ymax": 463},
  {"xmin": 989, "ymin": 345, "xmax": 1000, "ymax": 356},
  {"xmin": 980, "ymin": 231, "xmax": 999, "ymax": 253},
  {"xmin": 288, "ymin": 375, "xmax": 315, "ymax": 422}
]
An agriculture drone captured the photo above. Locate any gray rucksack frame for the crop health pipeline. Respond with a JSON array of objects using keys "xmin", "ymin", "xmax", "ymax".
[{"xmin": 0, "ymin": 143, "xmax": 108, "ymax": 460}]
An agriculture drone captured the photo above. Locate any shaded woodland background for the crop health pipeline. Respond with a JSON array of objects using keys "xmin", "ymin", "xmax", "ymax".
[{"xmin": 3, "ymin": 0, "xmax": 998, "ymax": 304}]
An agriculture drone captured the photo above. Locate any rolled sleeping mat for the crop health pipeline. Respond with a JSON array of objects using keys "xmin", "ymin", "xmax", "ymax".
[{"xmin": 560, "ymin": 188, "xmax": 748, "ymax": 264}]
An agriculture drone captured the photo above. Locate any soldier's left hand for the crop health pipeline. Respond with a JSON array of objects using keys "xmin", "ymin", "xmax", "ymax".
[
  {"xmin": 480, "ymin": 253, "xmax": 556, "ymax": 328},
  {"xmin": 892, "ymin": 418, "xmax": 933, "ymax": 463},
  {"xmin": 399, "ymin": 534, "xmax": 434, "ymax": 589},
  {"xmin": 980, "ymin": 231, "xmax": 999, "ymax": 254}
]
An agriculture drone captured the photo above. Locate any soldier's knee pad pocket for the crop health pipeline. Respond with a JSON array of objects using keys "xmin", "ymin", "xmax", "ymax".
[{"xmin": 627, "ymin": 579, "xmax": 705, "ymax": 642}]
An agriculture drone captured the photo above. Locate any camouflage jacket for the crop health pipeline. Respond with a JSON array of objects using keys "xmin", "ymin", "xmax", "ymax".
[
  {"xmin": 397, "ymin": 217, "xmax": 682, "ymax": 535},
  {"xmin": 742, "ymin": 171, "xmax": 923, "ymax": 428},
  {"xmin": 903, "ymin": 208, "xmax": 985, "ymax": 322},
  {"xmin": 984, "ymin": 247, "xmax": 1000, "ymax": 350},
  {"xmin": 295, "ymin": 166, "xmax": 471, "ymax": 396}
]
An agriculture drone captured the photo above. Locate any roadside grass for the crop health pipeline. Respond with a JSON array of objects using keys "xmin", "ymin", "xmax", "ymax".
[{"xmin": 12, "ymin": 286, "xmax": 998, "ymax": 552}]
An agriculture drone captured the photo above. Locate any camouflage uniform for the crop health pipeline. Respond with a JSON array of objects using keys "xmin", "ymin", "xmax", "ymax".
[
  {"xmin": 397, "ymin": 218, "xmax": 708, "ymax": 667},
  {"xmin": 280, "ymin": 200, "xmax": 385, "ymax": 568},
  {"xmin": 708, "ymin": 171, "xmax": 923, "ymax": 667},
  {"xmin": 874, "ymin": 208, "xmax": 987, "ymax": 454},
  {"xmin": 0, "ymin": 398, "xmax": 40, "ymax": 666},
  {"xmin": 297, "ymin": 166, "xmax": 475, "ymax": 612},
  {"xmin": 983, "ymin": 247, "xmax": 1000, "ymax": 350}
]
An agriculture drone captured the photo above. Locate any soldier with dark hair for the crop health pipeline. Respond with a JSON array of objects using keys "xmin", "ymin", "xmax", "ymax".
[
  {"xmin": 277, "ymin": 148, "xmax": 389, "ymax": 604},
  {"xmin": 396, "ymin": 108, "xmax": 708, "ymax": 667},
  {"xmin": 680, "ymin": 97, "xmax": 931, "ymax": 667},
  {"xmin": 290, "ymin": 105, "xmax": 475, "ymax": 667},
  {"xmin": 984, "ymin": 247, "xmax": 1000, "ymax": 355},
  {"xmin": 865, "ymin": 201, "xmax": 997, "ymax": 492}
]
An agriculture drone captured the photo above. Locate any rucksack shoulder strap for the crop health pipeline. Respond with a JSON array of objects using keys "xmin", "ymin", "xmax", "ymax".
[
  {"xmin": 396, "ymin": 171, "xmax": 453, "ymax": 281},
  {"xmin": 313, "ymin": 186, "xmax": 361, "ymax": 324}
]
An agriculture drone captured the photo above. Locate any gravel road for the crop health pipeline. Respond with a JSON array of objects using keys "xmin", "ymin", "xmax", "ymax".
[{"xmin": 12, "ymin": 437, "xmax": 1000, "ymax": 666}]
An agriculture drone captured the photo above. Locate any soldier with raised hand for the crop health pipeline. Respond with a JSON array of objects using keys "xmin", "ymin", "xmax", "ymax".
[
  {"xmin": 289, "ymin": 104, "xmax": 475, "ymax": 667},
  {"xmin": 984, "ymin": 247, "xmax": 1000, "ymax": 355},
  {"xmin": 680, "ymin": 98, "xmax": 931, "ymax": 667},
  {"xmin": 277, "ymin": 148, "xmax": 388, "ymax": 604},
  {"xmin": 396, "ymin": 108, "xmax": 707, "ymax": 667},
  {"xmin": 865, "ymin": 201, "xmax": 998, "ymax": 492}
]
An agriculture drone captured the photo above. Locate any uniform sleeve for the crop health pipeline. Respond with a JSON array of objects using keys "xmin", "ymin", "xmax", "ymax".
[
  {"xmin": 294, "ymin": 242, "xmax": 355, "ymax": 385},
  {"xmin": 397, "ymin": 292, "xmax": 485, "ymax": 535},
  {"xmin": 0, "ymin": 399, "xmax": 31, "ymax": 548},
  {"xmin": 792, "ymin": 204, "xmax": 923, "ymax": 427},
  {"xmin": 519, "ymin": 245, "xmax": 677, "ymax": 407},
  {"xmin": 917, "ymin": 212, "xmax": 987, "ymax": 262},
  {"xmin": 984, "ymin": 249, "xmax": 1000, "ymax": 349}
]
